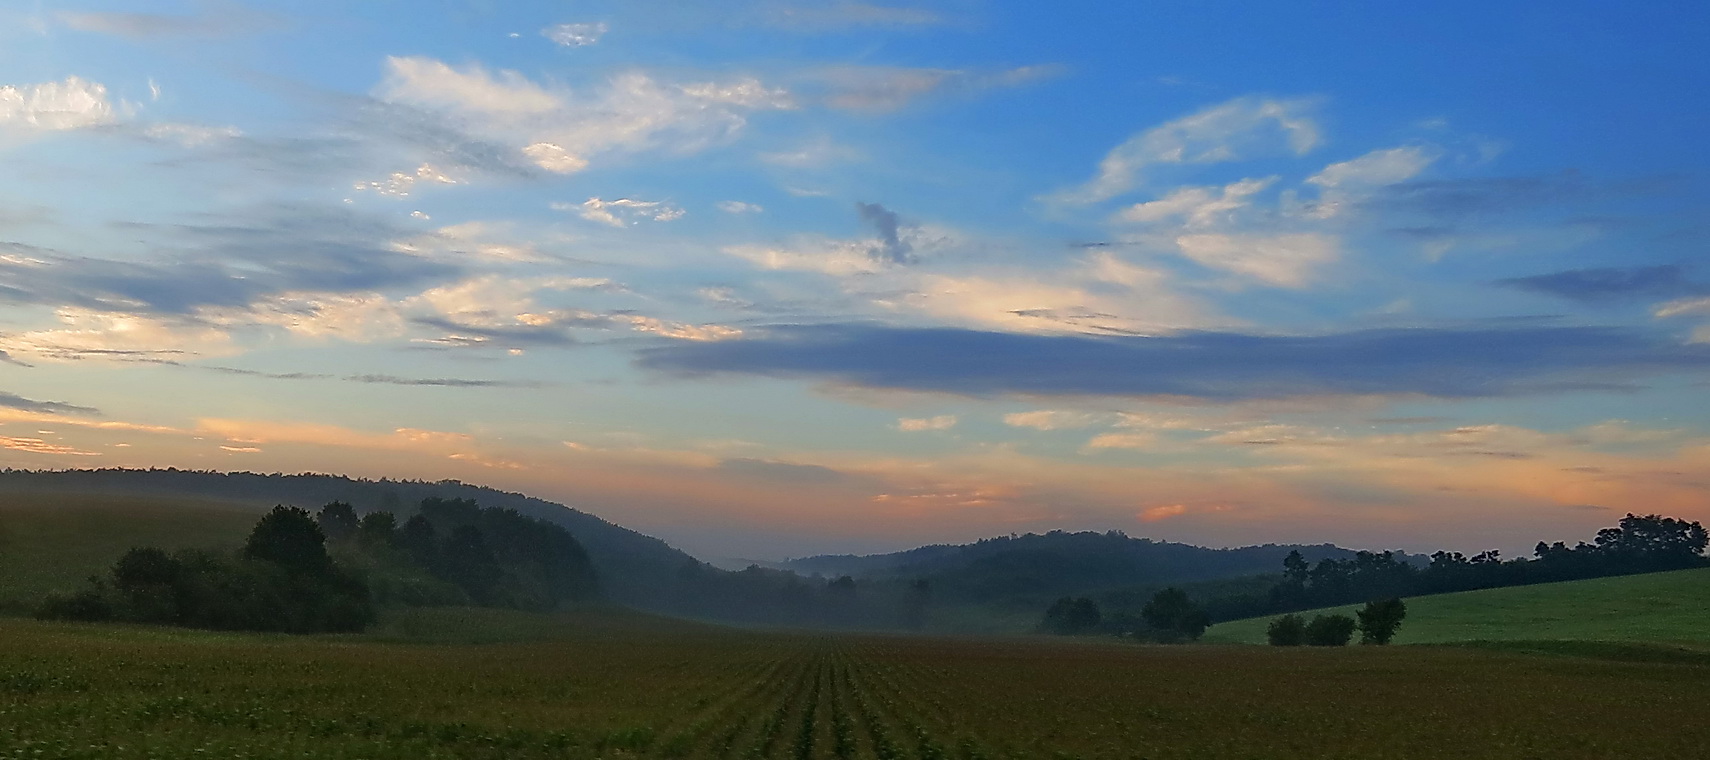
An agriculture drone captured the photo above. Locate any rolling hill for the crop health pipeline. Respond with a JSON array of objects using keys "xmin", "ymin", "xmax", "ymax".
[
  {"xmin": 0, "ymin": 492, "xmax": 258, "ymax": 610},
  {"xmin": 1202, "ymin": 567, "xmax": 1710, "ymax": 645}
]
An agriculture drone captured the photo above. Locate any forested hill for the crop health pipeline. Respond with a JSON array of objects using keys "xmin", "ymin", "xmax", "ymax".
[
  {"xmin": 782, "ymin": 531, "xmax": 1423, "ymax": 604},
  {"xmin": 0, "ymin": 468, "xmax": 693, "ymax": 605}
]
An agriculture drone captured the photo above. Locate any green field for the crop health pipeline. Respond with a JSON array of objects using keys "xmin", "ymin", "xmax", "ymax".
[
  {"xmin": 1203, "ymin": 567, "xmax": 1710, "ymax": 646},
  {"xmin": 2, "ymin": 608, "xmax": 1708, "ymax": 759},
  {"xmin": 0, "ymin": 493, "xmax": 258, "ymax": 610}
]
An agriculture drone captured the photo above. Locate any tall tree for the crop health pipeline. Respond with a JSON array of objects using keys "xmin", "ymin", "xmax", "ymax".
[{"xmin": 244, "ymin": 506, "xmax": 331, "ymax": 576}]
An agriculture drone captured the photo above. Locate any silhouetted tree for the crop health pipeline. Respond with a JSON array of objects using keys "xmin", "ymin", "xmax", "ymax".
[
  {"xmin": 316, "ymin": 501, "xmax": 359, "ymax": 544},
  {"xmin": 1267, "ymin": 614, "xmax": 1306, "ymax": 646},
  {"xmin": 1356, "ymin": 598, "xmax": 1407, "ymax": 645},
  {"xmin": 1041, "ymin": 596, "xmax": 1102, "ymax": 635},
  {"xmin": 1141, "ymin": 587, "xmax": 1210, "ymax": 642},
  {"xmin": 1305, "ymin": 614, "xmax": 1356, "ymax": 646},
  {"xmin": 357, "ymin": 511, "xmax": 396, "ymax": 550},
  {"xmin": 244, "ymin": 506, "xmax": 330, "ymax": 576}
]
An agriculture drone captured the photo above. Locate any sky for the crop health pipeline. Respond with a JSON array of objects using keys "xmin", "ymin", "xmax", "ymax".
[{"xmin": 2, "ymin": 1, "xmax": 1709, "ymax": 561}]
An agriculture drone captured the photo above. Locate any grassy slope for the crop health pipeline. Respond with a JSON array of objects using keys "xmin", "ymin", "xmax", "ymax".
[
  {"xmin": 0, "ymin": 492, "xmax": 257, "ymax": 608},
  {"xmin": 1203, "ymin": 566, "xmax": 1710, "ymax": 645}
]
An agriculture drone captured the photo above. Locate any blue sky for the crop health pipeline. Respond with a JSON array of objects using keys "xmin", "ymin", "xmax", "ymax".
[{"xmin": 2, "ymin": 0, "xmax": 1708, "ymax": 560}]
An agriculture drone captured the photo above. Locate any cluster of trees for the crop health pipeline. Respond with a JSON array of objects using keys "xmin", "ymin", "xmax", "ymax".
[
  {"xmin": 1266, "ymin": 599, "xmax": 1407, "ymax": 647},
  {"xmin": 38, "ymin": 497, "xmax": 600, "ymax": 633},
  {"xmin": 1041, "ymin": 587, "xmax": 1211, "ymax": 643},
  {"xmin": 38, "ymin": 506, "xmax": 374, "ymax": 633},
  {"xmin": 341, "ymin": 497, "xmax": 599, "ymax": 611},
  {"xmin": 1218, "ymin": 513, "xmax": 1708, "ymax": 622}
]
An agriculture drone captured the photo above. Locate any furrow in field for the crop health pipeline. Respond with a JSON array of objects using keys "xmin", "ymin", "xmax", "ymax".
[{"xmin": 654, "ymin": 648, "xmax": 806, "ymax": 759}]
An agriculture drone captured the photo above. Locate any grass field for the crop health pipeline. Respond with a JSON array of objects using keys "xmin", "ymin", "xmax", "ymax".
[
  {"xmin": 1202, "ymin": 567, "xmax": 1710, "ymax": 646},
  {"xmin": 2, "ymin": 608, "xmax": 1708, "ymax": 759},
  {"xmin": 0, "ymin": 493, "xmax": 258, "ymax": 611}
]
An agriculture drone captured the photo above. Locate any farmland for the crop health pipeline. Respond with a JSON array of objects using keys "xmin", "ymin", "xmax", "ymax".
[
  {"xmin": 1203, "ymin": 567, "xmax": 1710, "ymax": 646},
  {"xmin": 3, "ymin": 607, "xmax": 1710, "ymax": 759}
]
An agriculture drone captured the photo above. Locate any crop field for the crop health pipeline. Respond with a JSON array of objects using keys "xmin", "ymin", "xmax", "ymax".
[
  {"xmin": 1203, "ymin": 567, "xmax": 1710, "ymax": 646},
  {"xmin": 3, "ymin": 608, "xmax": 1709, "ymax": 760},
  {"xmin": 0, "ymin": 493, "xmax": 257, "ymax": 610}
]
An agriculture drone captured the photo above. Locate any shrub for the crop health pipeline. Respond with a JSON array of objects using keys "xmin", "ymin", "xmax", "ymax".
[
  {"xmin": 1357, "ymin": 598, "xmax": 1408, "ymax": 645},
  {"xmin": 1304, "ymin": 614, "xmax": 1356, "ymax": 646},
  {"xmin": 1266, "ymin": 614, "xmax": 1306, "ymax": 646}
]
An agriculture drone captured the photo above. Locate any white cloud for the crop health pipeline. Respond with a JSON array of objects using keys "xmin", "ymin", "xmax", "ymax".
[
  {"xmin": 1085, "ymin": 432, "xmax": 1158, "ymax": 450},
  {"xmin": 1045, "ymin": 96, "xmax": 1319, "ymax": 205},
  {"xmin": 558, "ymin": 197, "xmax": 686, "ymax": 228},
  {"xmin": 1173, "ymin": 233, "xmax": 1338, "ymax": 288},
  {"xmin": 0, "ymin": 308, "xmax": 235, "ymax": 362},
  {"xmin": 759, "ymin": 136, "xmax": 861, "ymax": 167},
  {"xmin": 897, "ymin": 415, "xmax": 957, "ymax": 431},
  {"xmin": 1308, "ymin": 146, "xmax": 1437, "ymax": 189},
  {"xmin": 724, "ymin": 237, "xmax": 894, "ymax": 276},
  {"xmin": 717, "ymin": 201, "xmax": 764, "ymax": 215},
  {"xmin": 1654, "ymin": 297, "xmax": 1710, "ymax": 320},
  {"xmin": 1004, "ymin": 410, "xmax": 1103, "ymax": 430},
  {"xmin": 140, "ymin": 122, "xmax": 242, "ymax": 146},
  {"xmin": 521, "ymin": 142, "xmax": 589, "ymax": 174},
  {"xmin": 1117, "ymin": 176, "xmax": 1276, "ymax": 227},
  {"xmin": 202, "ymin": 292, "xmax": 406, "ymax": 342},
  {"xmin": 1300, "ymin": 145, "xmax": 1438, "ymax": 219},
  {"xmin": 377, "ymin": 57, "xmax": 794, "ymax": 175},
  {"xmin": 353, "ymin": 163, "xmax": 462, "ymax": 197},
  {"xmin": 0, "ymin": 76, "xmax": 118, "ymax": 132},
  {"xmin": 380, "ymin": 57, "xmax": 560, "ymax": 116},
  {"xmin": 542, "ymin": 22, "xmax": 608, "ymax": 47}
]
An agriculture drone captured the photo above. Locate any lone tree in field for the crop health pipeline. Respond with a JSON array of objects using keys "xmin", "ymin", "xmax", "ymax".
[
  {"xmin": 1304, "ymin": 614, "xmax": 1356, "ymax": 646},
  {"xmin": 1356, "ymin": 598, "xmax": 1407, "ymax": 645},
  {"xmin": 1141, "ymin": 587, "xmax": 1210, "ymax": 642},
  {"xmin": 1041, "ymin": 596, "xmax": 1102, "ymax": 635},
  {"xmin": 1267, "ymin": 613, "xmax": 1306, "ymax": 646}
]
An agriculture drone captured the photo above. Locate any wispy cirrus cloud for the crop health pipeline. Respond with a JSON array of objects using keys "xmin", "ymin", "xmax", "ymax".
[
  {"xmin": 376, "ymin": 56, "xmax": 795, "ymax": 177},
  {"xmin": 55, "ymin": 3, "xmax": 283, "ymax": 38},
  {"xmin": 810, "ymin": 64, "xmax": 1065, "ymax": 112},
  {"xmin": 1044, "ymin": 96, "xmax": 1321, "ymax": 206}
]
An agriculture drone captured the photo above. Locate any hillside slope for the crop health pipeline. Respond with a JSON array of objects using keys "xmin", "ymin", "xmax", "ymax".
[
  {"xmin": 0, "ymin": 469, "xmax": 698, "ymax": 607},
  {"xmin": 0, "ymin": 492, "xmax": 258, "ymax": 609},
  {"xmin": 1203, "ymin": 567, "xmax": 1710, "ymax": 645}
]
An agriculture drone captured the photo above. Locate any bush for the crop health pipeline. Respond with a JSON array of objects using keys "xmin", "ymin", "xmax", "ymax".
[
  {"xmin": 1357, "ymin": 598, "xmax": 1408, "ymax": 645},
  {"xmin": 1304, "ymin": 614, "xmax": 1356, "ymax": 646},
  {"xmin": 1266, "ymin": 614, "xmax": 1306, "ymax": 646}
]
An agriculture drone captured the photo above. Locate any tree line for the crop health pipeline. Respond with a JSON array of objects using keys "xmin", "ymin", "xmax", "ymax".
[
  {"xmin": 1040, "ymin": 513, "xmax": 1704, "ymax": 643},
  {"xmin": 37, "ymin": 497, "xmax": 599, "ymax": 633}
]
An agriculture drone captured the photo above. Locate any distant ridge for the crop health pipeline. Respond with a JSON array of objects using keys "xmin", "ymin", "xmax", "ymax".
[{"xmin": 779, "ymin": 530, "xmax": 1424, "ymax": 606}]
